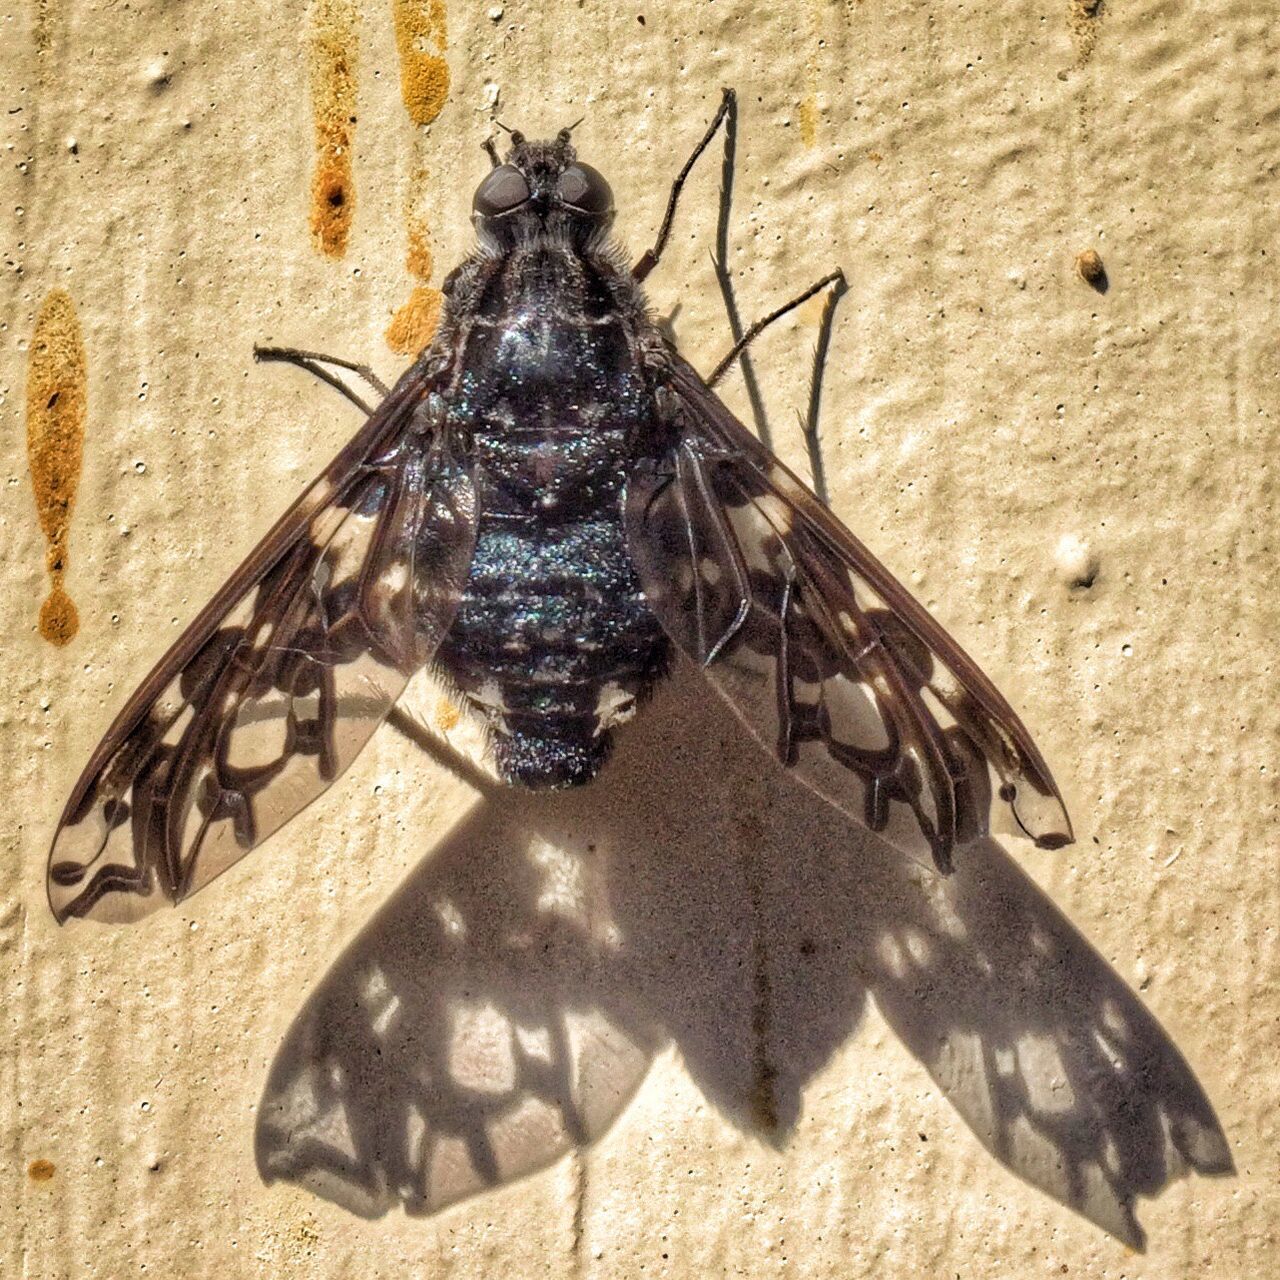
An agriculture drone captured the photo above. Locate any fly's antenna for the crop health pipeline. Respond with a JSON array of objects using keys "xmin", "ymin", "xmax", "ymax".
[
  {"xmin": 556, "ymin": 116, "xmax": 586, "ymax": 147},
  {"xmin": 485, "ymin": 119, "xmax": 526, "ymax": 166},
  {"xmin": 494, "ymin": 119, "xmax": 525, "ymax": 147}
]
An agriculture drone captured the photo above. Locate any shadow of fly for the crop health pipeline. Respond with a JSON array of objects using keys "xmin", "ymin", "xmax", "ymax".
[{"xmin": 48, "ymin": 89, "xmax": 1073, "ymax": 925}]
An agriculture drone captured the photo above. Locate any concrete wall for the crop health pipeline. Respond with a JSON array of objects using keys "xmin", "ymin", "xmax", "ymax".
[{"xmin": 4, "ymin": 0, "xmax": 1275, "ymax": 1274}]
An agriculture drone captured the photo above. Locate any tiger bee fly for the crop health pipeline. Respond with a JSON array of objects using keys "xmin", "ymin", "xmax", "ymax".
[{"xmin": 48, "ymin": 93, "xmax": 1072, "ymax": 924}]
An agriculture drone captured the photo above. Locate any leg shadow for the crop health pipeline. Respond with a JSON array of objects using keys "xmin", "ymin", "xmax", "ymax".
[{"xmin": 257, "ymin": 668, "xmax": 1231, "ymax": 1247}]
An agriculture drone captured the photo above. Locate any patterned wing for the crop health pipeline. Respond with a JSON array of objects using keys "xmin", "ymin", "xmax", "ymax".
[
  {"xmin": 48, "ymin": 367, "xmax": 477, "ymax": 923},
  {"xmin": 625, "ymin": 357, "xmax": 1072, "ymax": 872}
]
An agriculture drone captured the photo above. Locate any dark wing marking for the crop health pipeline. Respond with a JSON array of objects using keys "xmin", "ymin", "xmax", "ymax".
[
  {"xmin": 48, "ymin": 366, "xmax": 477, "ymax": 923},
  {"xmin": 625, "ymin": 356, "xmax": 1072, "ymax": 871}
]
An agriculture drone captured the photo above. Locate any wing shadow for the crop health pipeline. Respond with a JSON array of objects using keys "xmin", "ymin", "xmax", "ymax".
[{"xmin": 256, "ymin": 667, "xmax": 1232, "ymax": 1248}]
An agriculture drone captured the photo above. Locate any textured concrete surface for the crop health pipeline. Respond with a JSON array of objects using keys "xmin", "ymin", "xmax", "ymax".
[{"xmin": 3, "ymin": 0, "xmax": 1277, "ymax": 1275}]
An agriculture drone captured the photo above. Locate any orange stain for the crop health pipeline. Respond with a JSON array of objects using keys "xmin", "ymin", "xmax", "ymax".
[
  {"xmin": 308, "ymin": 0, "xmax": 360, "ymax": 256},
  {"xmin": 799, "ymin": 95, "xmax": 818, "ymax": 148},
  {"xmin": 1069, "ymin": 0, "xmax": 1104, "ymax": 67},
  {"xmin": 28, "ymin": 1158, "xmax": 56, "ymax": 1182},
  {"xmin": 385, "ymin": 285, "xmax": 443, "ymax": 355},
  {"xmin": 406, "ymin": 224, "xmax": 434, "ymax": 280},
  {"xmin": 389, "ymin": 8, "xmax": 449, "ymax": 353},
  {"xmin": 797, "ymin": 292, "xmax": 831, "ymax": 327},
  {"xmin": 405, "ymin": 174, "xmax": 435, "ymax": 282},
  {"xmin": 434, "ymin": 696, "xmax": 461, "ymax": 733},
  {"xmin": 393, "ymin": 168, "xmax": 439, "ymax": 351},
  {"xmin": 26, "ymin": 289, "xmax": 86, "ymax": 647},
  {"xmin": 799, "ymin": 0, "xmax": 826, "ymax": 149},
  {"xmin": 401, "ymin": 160, "xmax": 438, "ymax": 285},
  {"xmin": 391, "ymin": 0, "xmax": 450, "ymax": 127}
]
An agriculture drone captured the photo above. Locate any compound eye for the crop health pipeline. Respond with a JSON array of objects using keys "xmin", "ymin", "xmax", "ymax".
[
  {"xmin": 473, "ymin": 165, "xmax": 531, "ymax": 216},
  {"xmin": 557, "ymin": 163, "xmax": 613, "ymax": 214}
]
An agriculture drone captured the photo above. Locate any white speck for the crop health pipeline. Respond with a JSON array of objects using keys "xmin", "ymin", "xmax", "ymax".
[
  {"xmin": 144, "ymin": 57, "xmax": 172, "ymax": 89},
  {"xmin": 1054, "ymin": 532, "xmax": 1098, "ymax": 588}
]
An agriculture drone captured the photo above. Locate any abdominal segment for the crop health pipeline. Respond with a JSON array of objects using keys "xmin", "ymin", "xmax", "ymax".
[{"xmin": 434, "ymin": 516, "xmax": 668, "ymax": 788}]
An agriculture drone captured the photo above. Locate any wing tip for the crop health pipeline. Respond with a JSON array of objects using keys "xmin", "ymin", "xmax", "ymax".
[
  {"xmin": 47, "ymin": 890, "xmax": 70, "ymax": 928},
  {"xmin": 47, "ymin": 829, "xmax": 79, "ymax": 926},
  {"xmin": 1008, "ymin": 781, "xmax": 1075, "ymax": 851},
  {"xmin": 1033, "ymin": 827, "xmax": 1075, "ymax": 852},
  {"xmin": 47, "ymin": 831, "xmax": 170, "ymax": 925}
]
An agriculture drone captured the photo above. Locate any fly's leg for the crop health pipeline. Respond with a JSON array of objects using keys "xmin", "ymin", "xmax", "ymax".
[
  {"xmin": 683, "ymin": 91, "xmax": 848, "ymax": 503},
  {"xmin": 708, "ymin": 271, "xmax": 848, "ymax": 507},
  {"xmin": 385, "ymin": 707, "xmax": 500, "ymax": 797},
  {"xmin": 798, "ymin": 272, "xmax": 847, "ymax": 508},
  {"xmin": 253, "ymin": 345, "xmax": 390, "ymax": 398},
  {"xmin": 633, "ymin": 88, "xmax": 736, "ymax": 283},
  {"xmin": 700, "ymin": 101, "xmax": 848, "ymax": 475},
  {"xmin": 706, "ymin": 91, "xmax": 772, "ymax": 447},
  {"xmin": 634, "ymin": 88, "xmax": 774, "ymax": 444},
  {"xmin": 253, "ymin": 344, "xmax": 389, "ymax": 416},
  {"xmin": 707, "ymin": 272, "xmax": 846, "ymax": 387},
  {"xmin": 630, "ymin": 87, "xmax": 846, "ymax": 492}
]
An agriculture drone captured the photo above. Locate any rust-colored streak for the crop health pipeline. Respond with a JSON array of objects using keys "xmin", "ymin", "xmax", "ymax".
[
  {"xmin": 799, "ymin": 0, "xmax": 825, "ymax": 148},
  {"xmin": 386, "ymin": 285, "xmax": 443, "ymax": 355},
  {"xmin": 28, "ymin": 1158, "xmax": 56, "ymax": 1182},
  {"xmin": 402, "ymin": 160, "xmax": 438, "ymax": 284},
  {"xmin": 26, "ymin": 289, "xmax": 86, "ymax": 647},
  {"xmin": 389, "ymin": 12, "xmax": 448, "ymax": 354},
  {"xmin": 434, "ymin": 696, "xmax": 461, "ymax": 733},
  {"xmin": 406, "ymin": 203, "xmax": 435, "ymax": 281},
  {"xmin": 799, "ymin": 95, "xmax": 818, "ymax": 148},
  {"xmin": 391, "ymin": 0, "xmax": 450, "ymax": 127},
  {"xmin": 1069, "ymin": 0, "xmax": 1104, "ymax": 67},
  {"xmin": 308, "ymin": 0, "xmax": 360, "ymax": 257},
  {"xmin": 392, "ymin": 163, "xmax": 439, "ymax": 350}
]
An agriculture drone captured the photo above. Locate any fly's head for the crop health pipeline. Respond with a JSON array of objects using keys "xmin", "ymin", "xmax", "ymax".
[{"xmin": 473, "ymin": 127, "xmax": 615, "ymax": 253}]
